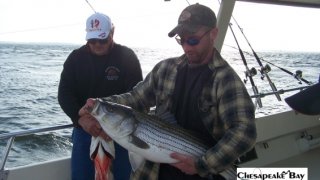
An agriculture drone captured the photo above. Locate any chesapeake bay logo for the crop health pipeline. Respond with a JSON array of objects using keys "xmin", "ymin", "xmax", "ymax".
[{"xmin": 237, "ymin": 168, "xmax": 308, "ymax": 180}]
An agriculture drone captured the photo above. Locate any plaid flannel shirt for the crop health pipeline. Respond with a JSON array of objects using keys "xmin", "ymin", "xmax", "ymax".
[{"xmin": 104, "ymin": 49, "xmax": 257, "ymax": 180}]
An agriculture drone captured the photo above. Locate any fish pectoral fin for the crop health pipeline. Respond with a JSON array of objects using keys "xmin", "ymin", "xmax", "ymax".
[
  {"xmin": 100, "ymin": 138, "xmax": 115, "ymax": 158},
  {"xmin": 90, "ymin": 136, "xmax": 115, "ymax": 159},
  {"xmin": 129, "ymin": 151, "xmax": 145, "ymax": 172},
  {"xmin": 90, "ymin": 136, "xmax": 101, "ymax": 159},
  {"xmin": 129, "ymin": 135, "xmax": 150, "ymax": 149}
]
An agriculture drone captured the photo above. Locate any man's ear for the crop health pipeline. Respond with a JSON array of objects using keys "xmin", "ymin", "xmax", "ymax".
[
  {"xmin": 110, "ymin": 24, "xmax": 115, "ymax": 37},
  {"xmin": 210, "ymin": 28, "xmax": 218, "ymax": 40}
]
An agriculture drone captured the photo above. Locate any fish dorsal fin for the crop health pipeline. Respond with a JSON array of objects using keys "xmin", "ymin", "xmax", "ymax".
[
  {"xmin": 129, "ymin": 135, "xmax": 150, "ymax": 149},
  {"xmin": 132, "ymin": 109, "xmax": 177, "ymax": 125},
  {"xmin": 128, "ymin": 151, "xmax": 145, "ymax": 172}
]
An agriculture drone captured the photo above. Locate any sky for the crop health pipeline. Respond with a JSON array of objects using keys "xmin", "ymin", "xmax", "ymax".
[{"xmin": 0, "ymin": 0, "xmax": 320, "ymax": 52}]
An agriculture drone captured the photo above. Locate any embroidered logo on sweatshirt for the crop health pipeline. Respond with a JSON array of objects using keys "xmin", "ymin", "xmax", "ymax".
[{"xmin": 105, "ymin": 66, "xmax": 120, "ymax": 80}]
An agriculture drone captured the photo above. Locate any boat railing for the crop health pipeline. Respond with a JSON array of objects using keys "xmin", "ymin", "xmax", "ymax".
[
  {"xmin": 0, "ymin": 124, "xmax": 73, "ymax": 171},
  {"xmin": 250, "ymin": 85, "xmax": 310, "ymax": 99}
]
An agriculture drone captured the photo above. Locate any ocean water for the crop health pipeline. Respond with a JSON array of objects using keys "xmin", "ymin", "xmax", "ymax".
[{"xmin": 0, "ymin": 42, "xmax": 319, "ymax": 168}]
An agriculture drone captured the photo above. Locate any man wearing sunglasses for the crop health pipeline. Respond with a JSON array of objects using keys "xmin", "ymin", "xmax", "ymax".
[
  {"xmin": 79, "ymin": 3, "xmax": 256, "ymax": 180},
  {"xmin": 58, "ymin": 12, "xmax": 143, "ymax": 180}
]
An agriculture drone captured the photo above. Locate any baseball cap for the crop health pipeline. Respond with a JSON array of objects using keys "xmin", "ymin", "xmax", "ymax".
[
  {"xmin": 285, "ymin": 83, "xmax": 320, "ymax": 115},
  {"xmin": 86, "ymin": 13, "xmax": 112, "ymax": 40},
  {"xmin": 168, "ymin": 3, "xmax": 217, "ymax": 37}
]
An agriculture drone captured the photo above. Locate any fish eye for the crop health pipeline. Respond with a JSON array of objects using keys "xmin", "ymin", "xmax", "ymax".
[{"xmin": 106, "ymin": 106, "xmax": 114, "ymax": 113}]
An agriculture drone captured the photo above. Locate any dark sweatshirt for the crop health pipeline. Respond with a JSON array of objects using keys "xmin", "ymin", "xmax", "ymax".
[{"xmin": 58, "ymin": 43, "xmax": 143, "ymax": 126}]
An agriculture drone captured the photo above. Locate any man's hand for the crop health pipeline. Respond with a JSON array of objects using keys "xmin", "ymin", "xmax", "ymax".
[
  {"xmin": 79, "ymin": 98, "xmax": 96, "ymax": 116},
  {"xmin": 170, "ymin": 152, "xmax": 197, "ymax": 175},
  {"xmin": 78, "ymin": 114, "xmax": 102, "ymax": 137},
  {"xmin": 78, "ymin": 98, "xmax": 111, "ymax": 141}
]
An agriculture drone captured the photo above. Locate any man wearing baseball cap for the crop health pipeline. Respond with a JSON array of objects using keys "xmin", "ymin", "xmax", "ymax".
[
  {"xmin": 58, "ymin": 12, "xmax": 143, "ymax": 180},
  {"xmin": 79, "ymin": 3, "xmax": 256, "ymax": 180}
]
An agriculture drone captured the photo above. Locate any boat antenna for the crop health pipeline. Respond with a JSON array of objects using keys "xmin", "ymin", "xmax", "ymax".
[
  {"xmin": 230, "ymin": 15, "xmax": 282, "ymax": 101},
  {"xmin": 85, "ymin": 0, "xmax": 96, "ymax": 13},
  {"xmin": 229, "ymin": 23, "xmax": 262, "ymax": 108}
]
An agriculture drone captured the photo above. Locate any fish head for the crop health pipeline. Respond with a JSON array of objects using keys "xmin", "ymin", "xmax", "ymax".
[{"xmin": 90, "ymin": 98, "xmax": 136, "ymax": 138}]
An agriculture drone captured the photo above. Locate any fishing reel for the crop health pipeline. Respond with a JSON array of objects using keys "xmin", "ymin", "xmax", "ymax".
[
  {"xmin": 244, "ymin": 67, "xmax": 257, "ymax": 83},
  {"xmin": 294, "ymin": 70, "xmax": 303, "ymax": 84},
  {"xmin": 259, "ymin": 64, "xmax": 271, "ymax": 80}
]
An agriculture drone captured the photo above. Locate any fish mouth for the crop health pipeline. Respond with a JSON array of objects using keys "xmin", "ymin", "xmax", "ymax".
[{"xmin": 89, "ymin": 98, "xmax": 104, "ymax": 116}]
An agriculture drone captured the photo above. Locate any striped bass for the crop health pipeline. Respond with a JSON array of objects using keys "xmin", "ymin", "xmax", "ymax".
[{"xmin": 89, "ymin": 98, "xmax": 236, "ymax": 179}]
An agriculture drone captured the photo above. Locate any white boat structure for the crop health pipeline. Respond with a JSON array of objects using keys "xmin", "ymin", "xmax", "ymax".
[{"xmin": 1, "ymin": 0, "xmax": 319, "ymax": 179}]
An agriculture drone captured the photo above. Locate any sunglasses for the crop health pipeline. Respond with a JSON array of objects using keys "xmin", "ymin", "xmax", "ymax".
[
  {"xmin": 88, "ymin": 38, "xmax": 109, "ymax": 45},
  {"xmin": 175, "ymin": 29, "xmax": 211, "ymax": 46}
]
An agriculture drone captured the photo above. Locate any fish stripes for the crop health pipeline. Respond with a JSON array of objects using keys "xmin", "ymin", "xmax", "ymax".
[
  {"xmin": 134, "ymin": 123, "xmax": 205, "ymax": 156},
  {"xmin": 134, "ymin": 120, "xmax": 207, "ymax": 156},
  {"xmin": 134, "ymin": 111, "xmax": 210, "ymax": 147}
]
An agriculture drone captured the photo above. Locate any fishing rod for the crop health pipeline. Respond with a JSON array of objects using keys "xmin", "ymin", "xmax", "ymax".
[
  {"xmin": 228, "ymin": 23, "xmax": 262, "ymax": 108},
  {"xmin": 244, "ymin": 51, "xmax": 313, "ymax": 85},
  {"xmin": 231, "ymin": 16, "xmax": 282, "ymax": 101},
  {"xmin": 224, "ymin": 44, "xmax": 313, "ymax": 86},
  {"xmin": 250, "ymin": 85, "xmax": 311, "ymax": 99},
  {"xmin": 257, "ymin": 58, "xmax": 312, "ymax": 85},
  {"xmin": 85, "ymin": 0, "xmax": 96, "ymax": 13}
]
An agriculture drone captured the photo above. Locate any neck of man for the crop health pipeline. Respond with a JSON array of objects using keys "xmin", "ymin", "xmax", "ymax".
[{"xmin": 189, "ymin": 47, "xmax": 215, "ymax": 67}]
